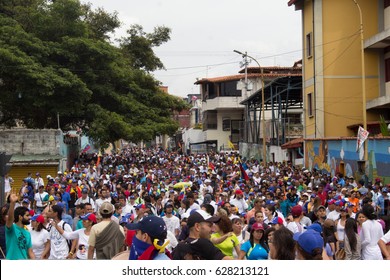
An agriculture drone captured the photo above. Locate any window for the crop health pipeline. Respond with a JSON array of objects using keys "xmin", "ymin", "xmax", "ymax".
[
  {"xmin": 203, "ymin": 111, "xmax": 217, "ymax": 130},
  {"xmin": 307, "ymin": 93, "xmax": 314, "ymax": 117},
  {"xmin": 386, "ymin": 58, "xmax": 390, "ymax": 82},
  {"xmin": 222, "ymin": 118, "xmax": 231, "ymax": 131},
  {"xmin": 306, "ymin": 32, "xmax": 313, "ymax": 58}
]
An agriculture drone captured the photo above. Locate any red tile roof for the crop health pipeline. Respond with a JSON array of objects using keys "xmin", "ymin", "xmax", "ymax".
[
  {"xmin": 194, "ymin": 73, "xmax": 301, "ymax": 84},
  {"xmin": 281, "ymin": 137, "xmax": 303, "ymax": 149}
]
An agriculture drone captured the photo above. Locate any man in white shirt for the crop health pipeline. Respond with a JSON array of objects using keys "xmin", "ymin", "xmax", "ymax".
[
  {"xmin": 286, "ymin": 205, "xmax": 305, "ymax": 234},
  {"xmin": 229, "ymin": 189, "xmax": 248, "ymax": 214},
  {"xmin": 35, "ymin": 173, "xmax": 45, "ymax": 192},
  {"xmin": 327, "ymin": 200, "xmax": 342, "ymax": 221},
  {"xmin": 75, "ymin": 188, "xmax": 95, "ymax": 210},
  {"xmin": 95, "ymin": 188, "xmax": 111, "ymax": 213},
  {"xmin": 33, "ymin": 185, "xmax": 48, "ymax": 214},
  {"xmin": 162, "ymin": 203, "xmax": 180, "ymax": 237}
]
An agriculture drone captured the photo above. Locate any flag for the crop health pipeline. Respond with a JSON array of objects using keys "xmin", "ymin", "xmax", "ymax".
[
  {"xmin": 96, "ymin": 151, "xmax": 102, "ymax": 168},
  {"xmin": 81, "ymin": 144, "xmax": 91, "ymax": 154},
  {"xmin": 228, "ymin": 140, "xmax": 235, "ymax": 150},
  {"xmin": 206, "ymin": 154, "xmax": 215, "ymax": 170},
  {"xmin": 356, "ymin": 126, "xmax": 369, "ymax": 152},
  {"xmin": 239, "ymin": 160, "xmax": 249, "ymax": 181}
]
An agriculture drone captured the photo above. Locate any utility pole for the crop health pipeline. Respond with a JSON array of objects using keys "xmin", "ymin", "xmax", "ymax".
[{"xmin": 234, "ymin": 50, "xmax": 267, "ymax": 163}]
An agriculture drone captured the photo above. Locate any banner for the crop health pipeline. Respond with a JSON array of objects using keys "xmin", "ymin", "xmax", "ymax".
[{"xmin": 356, "ymin": 126, "xmax": 369, "ymax": 152}]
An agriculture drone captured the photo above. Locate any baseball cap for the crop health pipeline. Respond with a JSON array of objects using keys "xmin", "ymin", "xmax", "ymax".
[
  {"xmin": 315, "ymin": 205, "xmax": 326, "ymax": 212},
  {"xmin": 22, "ymin": 198, "xmax": 30, "ymax": 204},
  {"xmin": 82, "ymin": 188, "xmax": 88, "ymax": 194},
  {"xmin": 307, "ymin": 223, "xmax": 322, "ymax": 233},
  {"xmin": 291, "ymin": 205, "xmax": 303, "ymax": 217},
  {"xmin": 99, "ymin": 202, "xmax": 114, "ymax": 215},
  {"xmin": 125, "ymin": 216, "xmax": 167, "ymax": 244},
  {"xmin": 187, "ymin": 210, "xmax": 221, "ymax": 228},
  {"xmin": 327, "ymin": 199, "xmax": 335, "ymax": 205},
  {"xmin": 56, "ymin": 202, "xmax": 65, "ymax": 209},
  {"xmin": 269, "ymin": 216, "xmax": 284, "ymax": 225},
  {"xmin": 293, "ymin": 230, "xmax": 323, "ymax": 256},
  {"xmin": 80, "ymin": 213, "xmax": 97, "ymax": 223},
  {"xmin": 31, "ymin": 214, "xmax": 44, "ymax": 224},
  {"xmin": 235, "ymin": 189, "xmax": 243, "ymax": 195},
  {"xmin": 251, "ymin": 222, "xmax": 264, "ymax": 232}
]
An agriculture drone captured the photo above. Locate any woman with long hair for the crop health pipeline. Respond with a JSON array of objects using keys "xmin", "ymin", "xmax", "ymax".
[
  {"xmin": 29, "ymin": 214, "xmax": 50, "ymax": 259},
  {"xmin": 269, "ymin": 227, "xmax": 295, "ymax": 260},
  {"xmin": 238, "ymin": 222, "xmax": 269, "ymax": 260},
  {"xmin": 356, "ymin": 211, "xmax": 367, "ymax": 235},
  {"xmin": 211, "ymin": 215, "xmax": 240, "ymax": 258},
  {"xmin": 344, "ymin": 218, "xmax": 361, "ymax": 260},
  {"xmin": 51, "ymin": 213, "xmax": 97, "ymax": 260},
  {"xmin": 263, "ymin": 204, "xmax": 277, "ymax": 225},
  {"xmin": 335, "ymin": 206, "xmax": 349, "ymax": 249},
  {"xmin": 360, "ymin": 204, "xmax": 383, "ymax": 260}
]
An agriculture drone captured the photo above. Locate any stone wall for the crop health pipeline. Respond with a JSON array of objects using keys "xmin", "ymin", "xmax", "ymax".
[{"xmin": 0, "ymin": 128, "xmax": 62, "ymax": 155}]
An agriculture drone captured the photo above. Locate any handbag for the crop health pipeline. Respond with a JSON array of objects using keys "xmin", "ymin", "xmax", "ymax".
[{"xmin": 335, "ymin": 248, "xmax": 346, "ymax": 260}]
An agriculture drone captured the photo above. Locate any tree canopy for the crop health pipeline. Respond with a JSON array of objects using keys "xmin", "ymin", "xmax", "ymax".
[{"xmin": 0, "ymin": 0, "xmax": 189, "ymax": 146}]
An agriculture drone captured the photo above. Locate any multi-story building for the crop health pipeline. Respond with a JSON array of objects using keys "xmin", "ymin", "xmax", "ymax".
[
  {"xmin": 288, "ymin": 0, "xmax": 389, "ymax": 138},
  {"xmin": 194, "ymin": 73, "xmax": 262, "ymax": 151},
  {"xmin": 288, "ymin": 0, "xmax": 390, "ymax": 180},
  {"xmin": 195, "ymin": 64, "xmax": 303, "ymax": 160}
]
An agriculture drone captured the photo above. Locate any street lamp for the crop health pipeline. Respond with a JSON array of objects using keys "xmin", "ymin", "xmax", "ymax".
[
  {"xmin": 353, "ymin": 1, "xmax": 368, "ymax": 164},
  {"xmin": 234, "ymin": 50, "xmax": 267, "ymax": 163}
]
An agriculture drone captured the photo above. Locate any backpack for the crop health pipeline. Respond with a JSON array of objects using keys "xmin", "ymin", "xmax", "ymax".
[{"xmin": 62, "ymin": 222, "xmax": 73, "ymax": 251}]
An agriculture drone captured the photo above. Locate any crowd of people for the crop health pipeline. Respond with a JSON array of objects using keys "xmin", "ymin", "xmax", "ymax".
[{"xmin": 1, "ymin": 147, "xmax": 390, "ymax": 260}]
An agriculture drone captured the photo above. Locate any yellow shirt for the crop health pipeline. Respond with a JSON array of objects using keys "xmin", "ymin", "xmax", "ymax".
[{"xmin": 211, "ymin": 232, "xmax": 239, "ymax": 257}]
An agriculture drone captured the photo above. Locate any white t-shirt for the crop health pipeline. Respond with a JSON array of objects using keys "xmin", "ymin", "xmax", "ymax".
[
  {"xmin": 360, "ymin": 220, "xmax": 383, "ymax": 260},
  {"xmin": 30, "ymin": 229, "xmax": 50, "ymax": 259},
  {"xmin": 48, "ymin": 220, "xmax": 72, "ymax": 259},
  {"xmin": 327, "ymin": 210, "xmax": 341, "ymax": 221},
  {"xmin": 287, "ymin": 221, "xmax": 305, "ymax": 234},
  {"xmin": 62, "ymin": 229, "xmax": 94, "ymax": 260},
  {"xmin": 4, "ymin": 177, "xmax": 13, "ymax": 193},
  {"xmin": 381, "ymin": 229, "xmax": 390, "ymax": 244},
  {"xmin": 162, "ymin": 215, "xmax": 180, "ymax": 235},
  {"xmin": 75, "ymin": 196, "xmax": 95, "ymax": 209},
  {"xmin": 34, "ymin": 192, "xmax": 48, "ymax": 208}
]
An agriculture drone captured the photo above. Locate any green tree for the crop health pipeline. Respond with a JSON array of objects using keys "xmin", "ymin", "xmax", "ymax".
[{"xmin": 0, "ymin": 0, "xmax": 188, "ymax": 147}]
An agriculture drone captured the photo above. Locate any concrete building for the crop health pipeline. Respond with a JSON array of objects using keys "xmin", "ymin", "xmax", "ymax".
[
  {"xmin": 288, "ymin": 0, "xmax": 390, "ymax": 179},
  {"xmin": 194, "ymin": 73, "xmax": 263, "ymax": 152},
  {"xmin": 0, "ymin": 128, "xmax": 75, "ymax": 191},
  {"xmin": 288, "ymin": 0, "xmax": 389, "ymax": 137}
]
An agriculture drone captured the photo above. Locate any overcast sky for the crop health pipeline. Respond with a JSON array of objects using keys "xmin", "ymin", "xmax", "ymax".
[{"xmin": 82, "ymin": 0, "xmax": 302, "ymax": 97}]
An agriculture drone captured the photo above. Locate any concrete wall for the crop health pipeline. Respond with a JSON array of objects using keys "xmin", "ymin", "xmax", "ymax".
[{"xmin": 0, "ymin": 128, "xmax": 62, "ymax": 155}]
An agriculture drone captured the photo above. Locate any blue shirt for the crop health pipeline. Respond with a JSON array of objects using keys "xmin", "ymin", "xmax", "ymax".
[{"xmin": 240, "ymin": 241, "xmax": 268, "ymax": 260}]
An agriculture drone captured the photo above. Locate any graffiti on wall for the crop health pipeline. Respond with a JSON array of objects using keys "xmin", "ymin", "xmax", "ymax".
[{"xmin": 305, "ymin": 139, "xmax": 390, "ymax": 184}]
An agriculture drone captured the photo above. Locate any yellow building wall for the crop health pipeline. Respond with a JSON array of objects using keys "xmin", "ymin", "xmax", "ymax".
[
  {"xmin": 300, "ymin": 0, "xmax": 381, "ymax": 138},
  {"xmin": 303, "ymin": 0, "xmax": 315, "ymax": 137}
]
